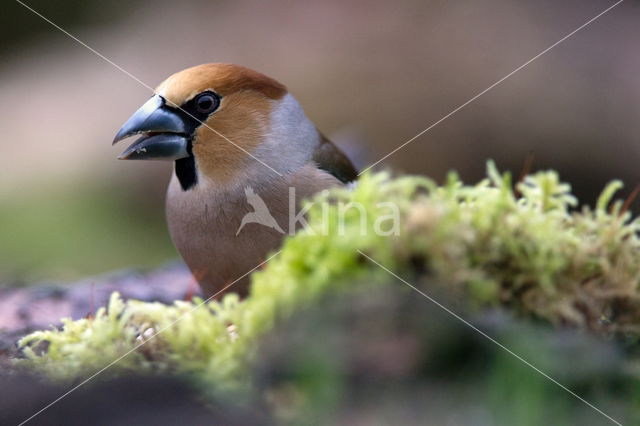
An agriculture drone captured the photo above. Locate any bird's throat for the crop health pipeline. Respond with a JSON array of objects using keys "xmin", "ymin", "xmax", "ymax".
[{"xmin": 175, "ymin": 155, "xmax": 197, "ymax": 191}]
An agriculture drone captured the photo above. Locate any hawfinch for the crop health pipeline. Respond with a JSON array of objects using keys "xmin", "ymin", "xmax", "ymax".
[{"xmin": 113, "ymin": 63, "xmax": 357, "ymax": 298}]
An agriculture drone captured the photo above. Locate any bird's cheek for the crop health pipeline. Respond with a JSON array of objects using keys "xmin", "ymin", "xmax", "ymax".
[{"xmin": 190, "ymin": 131, "xmax": 239, "ymax": 183}]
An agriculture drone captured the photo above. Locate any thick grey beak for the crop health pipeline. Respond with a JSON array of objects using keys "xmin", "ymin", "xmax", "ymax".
[
  {"xmin": 117, "ymin": 134, "xmax": 190, "ymax": 160},
  {"xmin": 113, "ymin": 95, "xmax": 190, "ymax": 161}
]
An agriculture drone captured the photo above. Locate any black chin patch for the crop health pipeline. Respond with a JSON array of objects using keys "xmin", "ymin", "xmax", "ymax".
[
  {"xmin": 175, "ymin": 156, "xmax": 197, "ymax": 191},
  {"xmin": 170, "ymin": 92, "xmax": 221, "ymax": 192}
]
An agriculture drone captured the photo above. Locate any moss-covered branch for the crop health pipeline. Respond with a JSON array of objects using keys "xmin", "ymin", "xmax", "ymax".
[{"xmin": 16, "ymin": 162, "xmax": 640, "ymax": 393}]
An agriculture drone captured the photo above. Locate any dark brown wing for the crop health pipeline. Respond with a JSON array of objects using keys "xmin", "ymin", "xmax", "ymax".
[{"xmin": 312, "ymin": 133, "xmax": 358, "ymax": 183}]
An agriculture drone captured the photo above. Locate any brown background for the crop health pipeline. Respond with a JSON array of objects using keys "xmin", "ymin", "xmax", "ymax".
[{"xmin": 1, "ymin": 0, "xmax": 638, "ymax": 281}]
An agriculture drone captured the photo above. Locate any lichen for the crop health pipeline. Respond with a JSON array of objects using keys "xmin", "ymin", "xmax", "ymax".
[{"xmin": 16, "ymin": 162, "xmax": 640, "ymax": 391}]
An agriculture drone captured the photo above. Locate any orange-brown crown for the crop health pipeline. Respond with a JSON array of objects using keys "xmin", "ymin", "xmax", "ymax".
[{"xmin": 156, "ymin": 63, "xmax": 287, "ymax": 106}]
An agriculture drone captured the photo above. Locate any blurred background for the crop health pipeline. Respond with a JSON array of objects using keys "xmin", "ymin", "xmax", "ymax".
[{"xmin": 1, "ymin": 0, "xmax": 639, "ymax": 283}]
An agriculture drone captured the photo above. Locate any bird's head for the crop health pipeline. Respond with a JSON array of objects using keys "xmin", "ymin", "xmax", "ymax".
[{"xmin": 113, "ymin": 63, "xmax": 318, "ymax": 190}]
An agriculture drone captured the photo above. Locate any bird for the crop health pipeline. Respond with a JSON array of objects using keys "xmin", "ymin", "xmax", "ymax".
[
  {"xmin": 236, "ymin": 187, "xmax": 285, "ymax": 236},
  {"xmin": 113, "ymin": 63, "xmax": 357, "ymax": 298}
]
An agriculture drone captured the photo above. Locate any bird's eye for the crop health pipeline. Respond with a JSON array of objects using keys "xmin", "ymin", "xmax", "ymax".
[{"xmin": 194, "ymin": 92, "xmax": 219, "ymax": 114}]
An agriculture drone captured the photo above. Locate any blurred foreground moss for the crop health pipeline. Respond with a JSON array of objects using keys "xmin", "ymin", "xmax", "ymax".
[{"xmin": 15, "ymin": 163, "xmax": 640, "ymax": 422}]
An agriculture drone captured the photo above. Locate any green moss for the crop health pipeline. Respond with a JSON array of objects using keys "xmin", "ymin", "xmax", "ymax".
[{"xmin": 16, "ymin": 162, "xmax": 640, "ymax": 391}]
